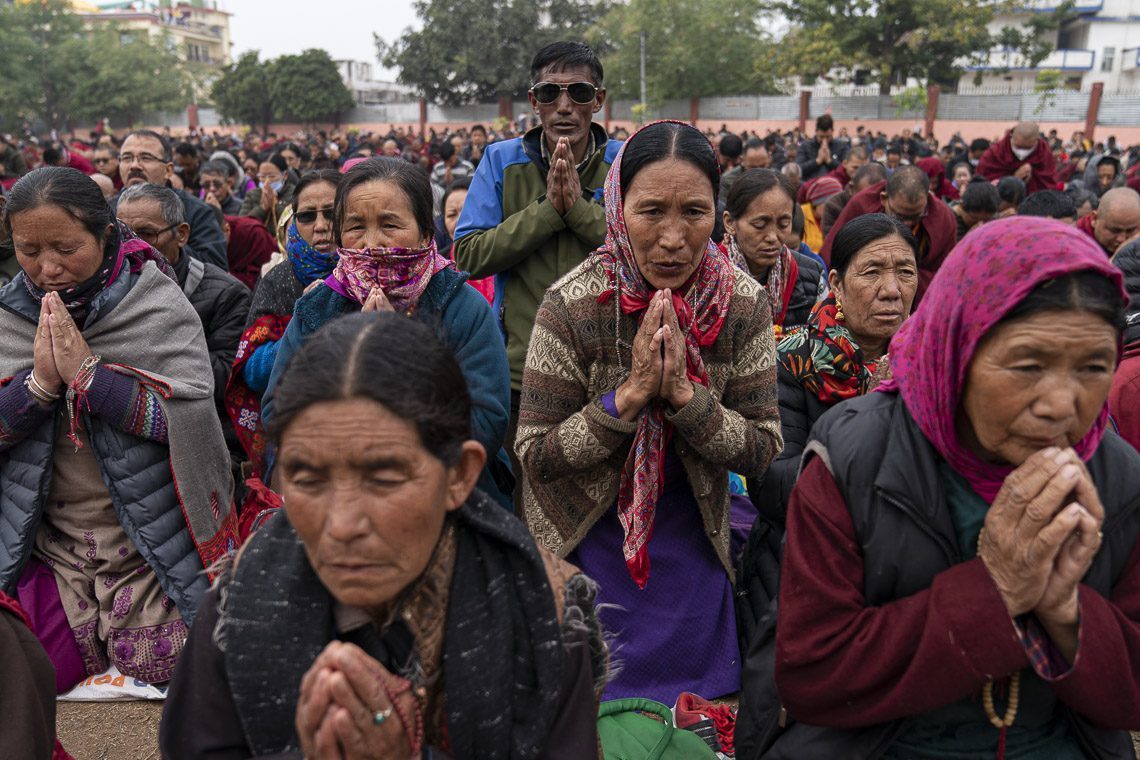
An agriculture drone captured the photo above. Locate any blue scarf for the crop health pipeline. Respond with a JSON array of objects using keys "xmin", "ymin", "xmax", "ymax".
[{"xmin": 286, "ymin": 222, "xmax": 336, "ymax": 286}]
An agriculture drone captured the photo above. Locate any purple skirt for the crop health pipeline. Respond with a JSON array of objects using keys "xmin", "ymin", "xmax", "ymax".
[{"xmin": 568, "ymin": 451, "xmax": 742, "ymax": 705}]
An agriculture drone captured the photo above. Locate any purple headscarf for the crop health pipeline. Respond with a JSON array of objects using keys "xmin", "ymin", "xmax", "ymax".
[{"xmin": 880, "ymin": 216, "xmax": 1126, "ymax": 502}]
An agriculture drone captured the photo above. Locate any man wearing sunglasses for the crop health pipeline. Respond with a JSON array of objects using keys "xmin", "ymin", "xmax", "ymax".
[{"xmin": 455, "ymin": 41, "xmax": 621, "ymax": 477}]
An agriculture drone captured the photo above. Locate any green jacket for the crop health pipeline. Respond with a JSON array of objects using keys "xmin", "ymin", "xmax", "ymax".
[{"xmin": 454, "ymin": 123, "xmax": 622, "ymax": 389}]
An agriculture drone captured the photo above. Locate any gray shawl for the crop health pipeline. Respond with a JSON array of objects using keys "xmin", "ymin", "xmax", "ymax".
[{"xmin": 0, "ymin": 263, "xmax": 237, "ymax": 577}]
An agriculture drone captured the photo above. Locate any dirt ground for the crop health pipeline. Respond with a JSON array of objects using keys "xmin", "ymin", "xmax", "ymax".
[
  {"xmin": 56, "ymin": 701, "xmax": 163, "ymax": 760},
  {"xmin": 49, "ymin": 701, "xmax": 1140, "ymax": 758}
]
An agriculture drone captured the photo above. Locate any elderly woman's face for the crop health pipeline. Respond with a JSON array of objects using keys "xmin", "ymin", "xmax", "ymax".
[
  {"xmin": 830, "ymin": 234, "xmax": 918, "ymax": 349},
  {"xmin": 624, "ymin": 158, "xmax": 715, "ymax": 291},
  {"xmin": 959, "ymin": 310, "xmax": 1117, "ymax": 466},
  {"xmin": 10, "ymin": 205, "xmax": 108, "ymax": 292},
  {"xmin": 278, "ymin": 398, "xmax": 472, "ymax": 612},
  {"xmin": 340, "ymin": 179, "xmax": 429, "ymax": 250}
]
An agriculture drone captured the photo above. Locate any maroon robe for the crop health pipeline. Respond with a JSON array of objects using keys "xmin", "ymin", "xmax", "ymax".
[
  {"xmin": 819, "ymin": 180, "xmax": 958, "ymax": 305},
  {"xmin": 915, "ymin": 157, "xmax": 959, "ymax": 202},
  {"xmin": 976, "ymin": 133, "xmax": 1057, "ymax": 194}
]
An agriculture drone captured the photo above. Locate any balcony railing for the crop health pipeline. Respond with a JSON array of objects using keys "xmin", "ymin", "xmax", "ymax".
[
  {"xmin": 963, "ymin": 47, "xmax": 1095, "ymax": 71},
  {"xmin": 1013, "ymin": 0, "xmax": 1102, "ymax": 13}
]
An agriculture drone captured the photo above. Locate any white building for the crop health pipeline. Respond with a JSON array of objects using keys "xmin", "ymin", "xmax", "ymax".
[
  {"xmin": 962, "ymin": 0, "xmax": 1140, "ymax": 91},
  {"xmin": 334, "ymin": 60, "xmax": 416, "ymax": 106}
]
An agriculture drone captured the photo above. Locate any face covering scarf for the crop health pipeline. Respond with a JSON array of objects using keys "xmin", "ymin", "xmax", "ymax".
[{"xmin": 326, "ymin": 241, "xmax": 453, "ymax": 313}]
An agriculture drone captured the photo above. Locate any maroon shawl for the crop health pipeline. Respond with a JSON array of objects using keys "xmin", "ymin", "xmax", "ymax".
[
  {"xmin": 224, "ymin": 215, "xmax": 277, "ymax": 290},
  {"xmin": 976, "ymin": 132, "xmax": 1057, "ymax": 194}
]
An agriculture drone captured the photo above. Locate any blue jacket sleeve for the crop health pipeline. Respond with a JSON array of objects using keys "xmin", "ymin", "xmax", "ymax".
[
  {"xmin": 242, "ymin": 341, "xmax": 280, "ymax": 396},
  {"xmin": 441, "ymin": 284, "xmax": 511, "ymax": 457}
]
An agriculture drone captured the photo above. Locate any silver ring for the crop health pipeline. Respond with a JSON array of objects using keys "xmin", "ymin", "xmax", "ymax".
[{"xmin": 372, "ymin": 706, "xmax": 393, "ymax": 726}]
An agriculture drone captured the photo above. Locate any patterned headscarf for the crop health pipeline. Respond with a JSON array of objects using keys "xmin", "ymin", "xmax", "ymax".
[
  {"xmin": 725, "ymin": 236, "xmax": 797, "ymax": 330},
  {"xmin": 326, "ymin": 241, "xmax": 453, "ymax": 313},
  {"xmin": 778, "ymin": 295, "xmax": 878, "ymax": 404},
  {"xmin": 595, "ymin": 120, "xmax": 735, "ymax": 589},
  {"xmin": 285, "ymin": 221, "xmax": 338, "ymax": 286},
  {"xmin": 880, "ymin": 216, "xmax": 1125, "ymax": 502},
  {"xmin": 22, "ymin": 220, "xmax": 172, "ymax": 316}
]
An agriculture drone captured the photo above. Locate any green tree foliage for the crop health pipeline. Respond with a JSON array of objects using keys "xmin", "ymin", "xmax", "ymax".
[
  {"xmin": 589, "ymin": 0, "xmax": 778, "ymax": 101},
  {"xmin": 210, "ymin": 52, "xmax": 276, "ymax": 133},
  {"xmin": 73, "ymin": 31, "xmax": 190, "ymax": 127},
  {"xmin": 213, "ymin": 49, "xmax": 354, "ymax": 129},
  {"xmin": 377, "ymin": 0, "xmax": 610, "ymax": 105},
  {"xmin": 776, "ymin": 0, "xmax": 1072, "ymax": 91},
  {"xmin": 0, "ymin": 0, "xmax": 192, "ymax": 131},
  {"xmin": 268, "ymin": 50, "xmax": 354, "ymax": 126},
  {"xmin": 0, "ymin": 0, "xmax": 90, "ymax": 131}
]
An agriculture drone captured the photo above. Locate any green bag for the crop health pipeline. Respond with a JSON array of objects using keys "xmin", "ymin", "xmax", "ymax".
[{"xmin": 597, "ymin": 697, "xmax": 719, "ymax": 759}]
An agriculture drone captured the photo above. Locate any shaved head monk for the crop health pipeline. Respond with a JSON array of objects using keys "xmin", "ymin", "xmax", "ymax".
[
  {"xmin": 1078, "ymin": 187, "xmax": 1140, "ymax": 256},
  {"xmin": 977, "ymin": 121, "xmax": 1057, "ymax": 193}
]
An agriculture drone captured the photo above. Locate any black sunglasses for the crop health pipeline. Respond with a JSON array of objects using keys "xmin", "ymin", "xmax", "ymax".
[
  {"xmin": 294, "ymin": 207, "xmax": 334, "ymax": 224},
  {"xmin": 530, "ymin": 81, "xmax": 598, "ymax": 105}
]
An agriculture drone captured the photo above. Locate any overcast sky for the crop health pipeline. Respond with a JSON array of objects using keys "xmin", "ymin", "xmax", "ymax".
[{"xmin": 223, "ymin": 0, "xmax": 417, "ymax": 79}]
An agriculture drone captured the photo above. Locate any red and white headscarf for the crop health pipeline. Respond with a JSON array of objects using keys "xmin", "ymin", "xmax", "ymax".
[{"xmin": 595, "ymin": 121, "xmax": 735, "ymax": 588}]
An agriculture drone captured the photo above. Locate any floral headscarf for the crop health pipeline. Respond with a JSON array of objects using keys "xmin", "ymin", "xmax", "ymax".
[
  {"xmin": 725, "ymin": 236, "xmax": 798, "ymax": 330},
  {"xmin": 326, "ymin": 241, "xmax": 453, "ymax": 313},
  {"xmin": 880, "ymin": 216, "xmax": 1126, "ymax": 502},
  {"xmin": 778, "ymin": 295, "xmax": 878, "ymax": 404},
  {"xmin": 595, "ymin": 120, "xmax": 735, "ymax": 588}
]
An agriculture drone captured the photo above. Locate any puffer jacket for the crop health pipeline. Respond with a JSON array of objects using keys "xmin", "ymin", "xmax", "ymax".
[
  {"xmin": 173, "ymin": 251, "xmax": 250, "ymax": 462},
  {"xmin": 736, "ymin": 391, "xmax": 1140, "ymax": 759},
  {"xmin": 0, "ymin": 270, "xmax": 211, "ymax": 623}
]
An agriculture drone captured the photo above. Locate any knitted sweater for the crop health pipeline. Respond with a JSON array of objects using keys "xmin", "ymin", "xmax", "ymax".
[{"xmin": 516, "ymin": 256, "xmax": 783, "ymax": 577}]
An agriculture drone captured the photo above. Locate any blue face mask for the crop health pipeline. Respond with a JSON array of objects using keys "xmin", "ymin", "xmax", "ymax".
[{"xmin": 269, "ymin": 179, "xmax": 284, "ymax": 193}]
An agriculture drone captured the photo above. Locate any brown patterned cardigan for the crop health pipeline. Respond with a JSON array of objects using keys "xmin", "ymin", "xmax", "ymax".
[{"xmin": 516, "ymin": 255, "xmax": 783, "ymax": 578}]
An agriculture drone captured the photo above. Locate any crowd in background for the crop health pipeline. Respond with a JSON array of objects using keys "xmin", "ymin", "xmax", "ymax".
[{"xmin": 1, "ymin": 38, "xmax": 1140, "ymax": 760}]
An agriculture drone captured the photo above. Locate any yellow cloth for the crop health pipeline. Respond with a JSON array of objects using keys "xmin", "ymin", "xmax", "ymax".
[{"xmin": 801, "ymin": 202, "xmax": 824, "ymax": 253}]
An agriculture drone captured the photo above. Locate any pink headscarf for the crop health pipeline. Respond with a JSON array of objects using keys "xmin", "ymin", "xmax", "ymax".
[
  {"xmin": 881, "ymin": 216, "xmax": 1125, "ymax": 502},
  {"xmin": 326, "ymin": 242, "xmax": 453, "ymax": 313}
]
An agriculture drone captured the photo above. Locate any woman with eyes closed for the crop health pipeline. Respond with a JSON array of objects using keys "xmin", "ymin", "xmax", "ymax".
[
  {"xmin": 0, "ymin": 167, "xmax": 235, "ymax": 692},
  {"xmin": 260, "ymin": 157, "xmax": 512, "ymax": 508},
  {"xmin": 721, "ymin": 168, "xmax": 825, "ymax": 339},
  {"xmin": 752, "ymin": 213, "xmax": 918, "ymax": 528},
  {"xmin": 161, "ymin": 313, "xmax": 606, "ymax": 759},
  {"xmin": 225, "ymin": 170, "xmax": 341, "ymax": 485},
  {"xmin": 736, "ymin": 216, "xmax": 1140, "ymax": 760},
  {"xmin": 517, "ymin": 121, "xmax": 782, "ymax": 705}
]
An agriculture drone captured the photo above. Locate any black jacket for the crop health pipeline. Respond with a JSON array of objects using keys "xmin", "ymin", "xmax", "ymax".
[
  {"xmin": 782, "ymin": 251, "xmax": 824, "ymax": 329},
  {"xmin": 111, "ymin": 187, "xmax": 229, "ymax": 270},
  {"xmin": 750, "ymin": 361, "xmax": 832, "ymax": 526},
  {"xmin": 174, "ymin": 250, "xmax": 251, "ymax": 457},
  {"xmin": 736, "ymin": 391, "xmax": 1140, "ymax": 759},
  {"xmin": 1116, "ymin": 239, "xmax": 1140, "ymax": 346},
  {"xmin": 795, "ymin": 138, "xmax": 849, "ymax": 181}
]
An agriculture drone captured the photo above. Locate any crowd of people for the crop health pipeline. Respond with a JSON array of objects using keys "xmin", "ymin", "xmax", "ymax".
[{"xmin": 0, "ymin": 39, "xmax": 1139, "ymax": 760}]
